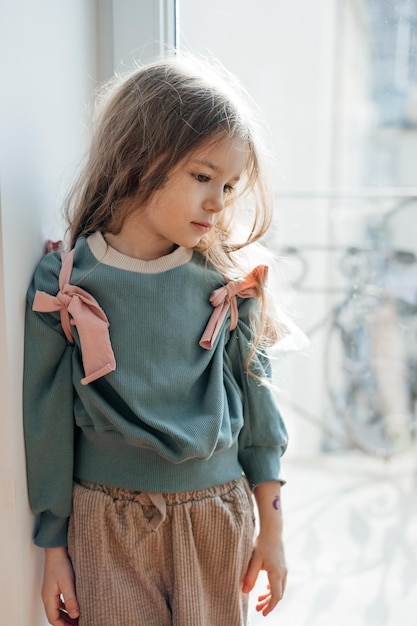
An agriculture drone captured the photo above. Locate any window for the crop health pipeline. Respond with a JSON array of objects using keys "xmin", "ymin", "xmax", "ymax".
[{"xmin": 179, "ymin": 0, "xmax": 417, "ymax": 457}]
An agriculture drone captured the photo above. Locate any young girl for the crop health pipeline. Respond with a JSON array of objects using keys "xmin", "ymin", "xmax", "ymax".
[{"xmin": 23, "ymin": 55, "xmax": 288, "ymax": 626}]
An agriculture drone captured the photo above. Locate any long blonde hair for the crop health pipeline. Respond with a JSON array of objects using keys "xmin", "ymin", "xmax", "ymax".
[{"xmin": 65, "ymin": 55, "xmax": 279, "ymax": 371}]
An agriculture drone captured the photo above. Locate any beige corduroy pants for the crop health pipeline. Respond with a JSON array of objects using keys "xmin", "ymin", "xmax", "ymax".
[{"xmin": 67, "ymin": 477, "xmax": 255, "ymax": 626}]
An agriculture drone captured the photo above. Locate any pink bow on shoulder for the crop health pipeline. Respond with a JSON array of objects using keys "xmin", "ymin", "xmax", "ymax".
[
  {"xmin": 32, "ymin": 250, "xmax": 116, "ymax": 385},
  {"xmin": 199, "ymin": 265, "xmax": 268, "ymax": 350}
]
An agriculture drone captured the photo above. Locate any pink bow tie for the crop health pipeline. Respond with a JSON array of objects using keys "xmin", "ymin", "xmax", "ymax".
[
  {"xmin": 32, "ymin": 250, "xmax": 116, "ymax": 385},
  {"xmin": 199, "ymin": 265, "xmax": 268, "ymax": 349}
]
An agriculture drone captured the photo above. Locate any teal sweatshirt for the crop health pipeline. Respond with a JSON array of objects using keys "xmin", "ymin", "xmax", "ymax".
[{"xmin": 23, "ymin": 232, "xmax": 288, "ymax": 548}]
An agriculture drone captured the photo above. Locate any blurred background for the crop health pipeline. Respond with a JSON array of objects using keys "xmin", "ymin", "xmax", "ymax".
[
  {"xmin": 1, "ymin": 1, "xmax": 416, "ymax": 624},
  {"xmin": 179, "ymin": 2, "xmax": 417, "ymax": 624},
  {"xmin": 180, "ymin": 0, "xmax": 417, "ymax": 462}
]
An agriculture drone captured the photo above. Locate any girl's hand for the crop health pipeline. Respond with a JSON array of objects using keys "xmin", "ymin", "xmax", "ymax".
[
  {"xmin": 242, "ymin": 532, "xmax": 287, "ymax": 616},
  {"xmin": 42, "ymin": 547, "xmax": 80, "ymax": 625},
  {"xmin": 242, "ymin": 480, "xmax": 287, "ymax": 616}
]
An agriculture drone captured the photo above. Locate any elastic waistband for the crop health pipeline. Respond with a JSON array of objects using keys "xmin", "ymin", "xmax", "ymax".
[
  {"xmin": 78, "ymin": 476, "xmax": 246, "ymax": 505},
  {"xmin": 76, "ymin": 476, "xmax": 250, "ymax": 532}
]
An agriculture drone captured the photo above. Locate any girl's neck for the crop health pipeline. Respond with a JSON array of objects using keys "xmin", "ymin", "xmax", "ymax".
[{"xmin": 103, "ymin": 225, "xmax": 178, "ymax": 262}]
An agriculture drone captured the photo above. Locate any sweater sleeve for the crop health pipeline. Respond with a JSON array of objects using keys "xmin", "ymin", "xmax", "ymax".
[
  {"xmin": 225, "ymin": 298, "xmax": 288, "ymax": 488},
  {"xmin": 23, "ymin": 253, "xmax": 75, "ymax": 547}
]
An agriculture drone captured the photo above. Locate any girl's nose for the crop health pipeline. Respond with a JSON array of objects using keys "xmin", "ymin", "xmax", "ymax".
[{"xmin": 203, "ymin": 193, "xmax": 224, "ymax": 213}]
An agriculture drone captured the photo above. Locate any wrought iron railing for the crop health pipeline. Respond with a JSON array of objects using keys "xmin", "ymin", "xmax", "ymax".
[{"xmin": 272, "ymin": 194, "xmax": 417, "ymax": 458}]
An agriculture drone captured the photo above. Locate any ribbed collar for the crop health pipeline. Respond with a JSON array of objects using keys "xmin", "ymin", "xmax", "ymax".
[{"xmin": 87, "ymin": 231, "xmax": 193, "ymax": 274}]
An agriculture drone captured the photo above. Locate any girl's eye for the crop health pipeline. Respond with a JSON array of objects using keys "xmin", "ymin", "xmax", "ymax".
[
  {"xmin": 194, "ymin": 173, "xmax": 210, "ymax": 183},
  {"xmin": 193, "ymin": 173, "xmax": 234, "ymax": 193}
]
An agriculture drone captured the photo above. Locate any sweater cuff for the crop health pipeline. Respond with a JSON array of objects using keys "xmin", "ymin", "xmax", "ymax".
[
  {"xmin": 34, "ymin": 511, "xmax": 69, "ymax": 548},
  {"xmin": 239, "ymin": 446, "xmax": 286, "ymax": 489}
]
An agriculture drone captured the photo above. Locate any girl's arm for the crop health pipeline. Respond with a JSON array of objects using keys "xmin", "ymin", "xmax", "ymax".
[
  {"xmin": 24, "ymin": 253, "xmax": 76, "ymax": 548},
  {"xmin": 42, "ymin": 547, "xmax": 80, "ymax": 625},
  {"xmin": 242, "ymin": 481, "xmax": 287, "ymax": 617}
]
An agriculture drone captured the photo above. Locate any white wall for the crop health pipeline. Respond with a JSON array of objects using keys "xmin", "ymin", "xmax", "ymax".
[
  {"xmin": 0, "ymin": 2, "xmax": 97, "ymax": 623},
  {"xmin": 0, "ymin": 1, "xmax": 174, "ymax": 623}
]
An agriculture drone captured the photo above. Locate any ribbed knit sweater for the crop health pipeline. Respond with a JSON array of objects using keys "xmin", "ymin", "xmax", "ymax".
[{"xmin": 23, "ymin": 232, "xmax": 288, "ymax": 548}]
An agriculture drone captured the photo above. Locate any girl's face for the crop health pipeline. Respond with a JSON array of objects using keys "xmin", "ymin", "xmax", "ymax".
[{"xmin": 126, "ymin": 136, "xmax": 248, "ymax": 259}]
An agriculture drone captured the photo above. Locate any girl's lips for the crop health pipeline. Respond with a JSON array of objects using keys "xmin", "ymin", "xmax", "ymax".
[{"xmin": 191, "ymin": 221, "xmax": 212, "ymax": 232}]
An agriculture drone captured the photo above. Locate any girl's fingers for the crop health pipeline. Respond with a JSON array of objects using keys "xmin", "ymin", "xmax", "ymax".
[
  {"xmin": 60, "ymin": 591, "xmax": 80, "ymax": 621},
  {"xmin": 256, "ymin": 578, "xmax": 286, "ymax": 616},
  {"xmin": 242, "ymin": 553, "xmax": 262, "ymax": 593}
]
